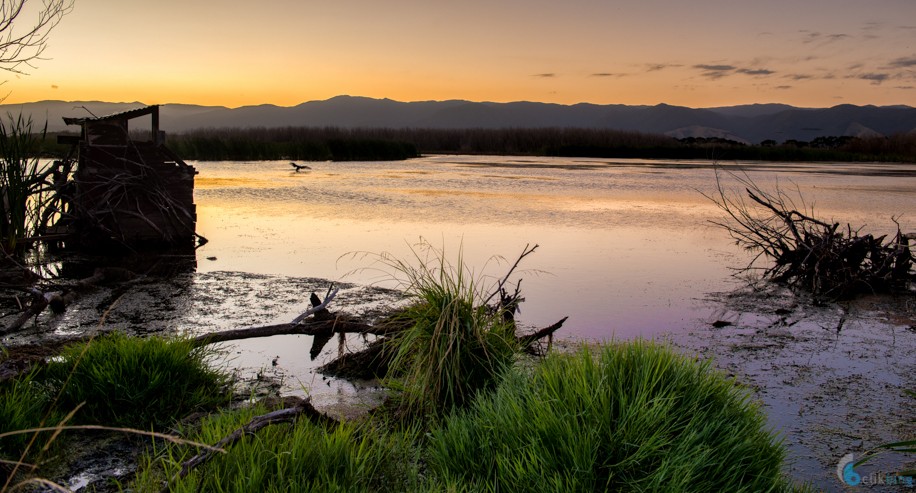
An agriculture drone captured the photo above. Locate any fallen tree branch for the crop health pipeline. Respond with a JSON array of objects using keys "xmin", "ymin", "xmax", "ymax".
[
  {"xmin": 2, "ymin": 289, "xmax": 49, "ymax": 334},
  {"xmin": 189, "ymin": 318, "xmax": 388, "ymax": 347},
  {"xmin": 318, "ymin": 317, "xmax": 570, "ymax": 379},
  {"xmin": 707, "ymin": 169, "xmax": 915, "ymax": 299},
  {"xmin": 190, "ymin": 288, "xmax": 399, "ymax": 347},
  {"xmin": 162, "ymin": 397, "xmax": 337, "ymax": 492},
  {"xmin": 2, "ymin": 267, "xmax": 138, "ymax": 334},
  {"xmin": 517, "ymin": 316, "xmax": 568, "ymax": 349}
]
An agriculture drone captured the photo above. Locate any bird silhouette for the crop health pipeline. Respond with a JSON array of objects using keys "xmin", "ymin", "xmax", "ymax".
[{"xmin": 290, "ymin": 162, "xmax": 311, "ymax": 172}]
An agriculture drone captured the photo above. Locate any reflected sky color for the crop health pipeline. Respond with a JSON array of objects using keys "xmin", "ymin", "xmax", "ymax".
[
  {"xmin": 192, "ymin": 156, "xmax": 916, "ymax": 339},
  {"xmin": 6, "ymin": 0, "xmax": 916, "ymax": 107}
]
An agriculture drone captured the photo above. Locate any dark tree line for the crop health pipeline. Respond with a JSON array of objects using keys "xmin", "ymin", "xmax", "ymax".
[{"xmin": 39, "ymin": 126, "xmax": 916, "ymax": 163}]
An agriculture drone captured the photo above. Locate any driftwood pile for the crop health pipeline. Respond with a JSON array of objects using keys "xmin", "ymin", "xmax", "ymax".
[{"xmin": 709, "ymin": 172, "xmax": 915, "ymax": 299}]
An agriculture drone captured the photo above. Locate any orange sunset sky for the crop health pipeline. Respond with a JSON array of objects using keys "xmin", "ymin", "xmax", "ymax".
[{"xmin": 4, "ymin": 0, "xmax": 915, "ymax": 108}]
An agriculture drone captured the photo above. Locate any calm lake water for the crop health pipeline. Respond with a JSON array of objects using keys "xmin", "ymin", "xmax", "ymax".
[{"xmin": 192, "ymin": 155, "xmax": 916, "ymax": 339}]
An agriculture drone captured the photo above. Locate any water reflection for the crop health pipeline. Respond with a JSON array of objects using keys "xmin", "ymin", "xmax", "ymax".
[{"xmin": 192, "ymin": 156, "xmax": 916, "ymax": 339}]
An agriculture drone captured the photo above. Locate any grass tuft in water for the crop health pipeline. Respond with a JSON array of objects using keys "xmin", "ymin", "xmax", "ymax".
[
  {"xmin": 427, "ymin": 341, "xmax": 803, "ymax": 492},
  {"xmin": 374, "ymin": 242, "xmax": 520, "ymax": 418},
  {"xmin": 39, "ymin": 332, "xmax": 231, "ymax": 430}
]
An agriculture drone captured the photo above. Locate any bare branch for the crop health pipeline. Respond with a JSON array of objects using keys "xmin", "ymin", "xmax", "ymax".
[{"xmin": 0, "ymin": 0, "xmax": 74, "ymax": 75}]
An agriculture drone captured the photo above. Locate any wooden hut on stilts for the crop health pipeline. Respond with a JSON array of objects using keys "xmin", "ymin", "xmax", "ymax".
[{"xmin": 57, "ymin": 105, "xmax": 200, "ymax": 249}]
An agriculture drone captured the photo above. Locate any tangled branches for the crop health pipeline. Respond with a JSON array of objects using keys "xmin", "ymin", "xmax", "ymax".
[{"xmin": 707, "ymin": 170, "xmax": 914, "ymax": 299}]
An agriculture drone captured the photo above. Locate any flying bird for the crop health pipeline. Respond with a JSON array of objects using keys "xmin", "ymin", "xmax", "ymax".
[{"xmin": 290, "ymin": 162, "xmax": 312, "ymax": 172}]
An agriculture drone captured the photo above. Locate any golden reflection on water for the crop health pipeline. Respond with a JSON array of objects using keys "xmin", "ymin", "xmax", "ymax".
[
  {"xmin": 192, "ymin": 157, "xmax": 916, "ymax": 339},
  {"xmin": 195, "ymin": 177, "xmax": 274, "ymax": 189}
]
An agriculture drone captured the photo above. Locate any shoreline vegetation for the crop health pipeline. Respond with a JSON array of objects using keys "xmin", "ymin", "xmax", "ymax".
[
  {"xmin": 2, "ymin": 117, "xmax": 909, "ymax": 489},
  {"xmin": 1, "ymin": 245, "xmax": 810, "ymax": 491},
  {"xmin": 40, "ymin": 126, "xmax": 916, "ymax": 163}
]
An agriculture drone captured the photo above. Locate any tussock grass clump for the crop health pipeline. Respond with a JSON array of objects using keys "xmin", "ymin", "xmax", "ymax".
[
  {"xmin": 40, "ymin": 333, "xmax": 230, "ymax": 429},
  {"xmin": 376, "ymin": 244, "xmax": 520, "ymax": 418},
  {"xmin": 133, "ymin": 404, "xmax": 419, "ymax": 492},
  {"xmin": 0, "ymin": 371, "xmax": 60, "ymax": 466},
  {"xmin": 427, "ymin": 341, "xmax": 799, "ymax": 492}
]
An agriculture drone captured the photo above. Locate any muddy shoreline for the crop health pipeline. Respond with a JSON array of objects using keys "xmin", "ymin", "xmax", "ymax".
[
  {"xmin": 671, "ymin": 284, "xmax": 915, "ymax": 492},
  {"xmin": 2, "ymin": 268, "xmax": 914, "ymax": 491}
]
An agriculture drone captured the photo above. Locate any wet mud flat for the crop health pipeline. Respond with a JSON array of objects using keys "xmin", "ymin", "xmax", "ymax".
[
  {"xmin": 1, "ymin": 269, "xmax": 403, "ymax": 490},
  {"xmin": 2, "ymin": 266, "xmax": 914, "ymax": 491},
  {"xmin": 1, "ymin": 269, "xmax": 404, "ymax": 409},
  {"xmin": 670, "ymin": 285, "xmax": 916, "ymax": 492}
]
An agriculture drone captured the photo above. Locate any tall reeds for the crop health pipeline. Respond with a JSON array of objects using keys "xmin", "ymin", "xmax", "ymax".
[{"xmin": 0, "ymin": 113, "xmax": 48, "ymax": 253}]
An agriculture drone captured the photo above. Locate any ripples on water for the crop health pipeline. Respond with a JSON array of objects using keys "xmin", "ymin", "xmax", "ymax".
[{"xmin": 193, "ymin": 155, "xmax": 916, "ymax": 339}]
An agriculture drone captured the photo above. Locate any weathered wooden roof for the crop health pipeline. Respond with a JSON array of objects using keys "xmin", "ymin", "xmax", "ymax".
[{"xmin": 63, "ymin": 105, "xmax": 159, "ymax": 126}]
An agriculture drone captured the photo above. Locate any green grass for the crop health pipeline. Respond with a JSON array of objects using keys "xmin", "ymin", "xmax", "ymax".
[
  {"xmin": 132, "ymin": 404, "xmax": 421, "ymax": 493},
  {"xmin": 426, "ymin": 341, "xmax": 801, "ymax": 492},
  {"xmin": 131, "ymin": 341, "xmax": 806, "ymax": 492},
  {"xmin": 374, "ymin": 243, "xmax": 520, "ymax": 418},
  {"xmin": 0, "ymin": 370, "xmax": 61, "ymax": 472},
  {"xmin": 39, "ymin": 332, "xmax": 231, "ymax": 429}
]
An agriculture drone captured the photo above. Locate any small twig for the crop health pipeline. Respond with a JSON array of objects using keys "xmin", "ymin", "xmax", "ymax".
[{"xmin": 484, "ymin": 243, "xmax": 539, "ymax": 306}]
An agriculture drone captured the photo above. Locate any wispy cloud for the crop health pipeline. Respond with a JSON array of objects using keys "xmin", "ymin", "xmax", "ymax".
[
  {"xmin": 693, "ymin": 64, "xmax": 774, "ymax": 79},
  {"xmin": 646, "ymin": 63, "xmax": 680, "ymax": 72},
  {"xmin": 695, "ymin": 64, "xmax": 735, "ymax": 72},
  {"xmin": 532, "ymin": 73, "xmax": 556, "ymax": 78},
  {"xmin": 590, "ymin": 72, "xmax": 625, "ymax": 78},
  {"xmin": 887, "ymin": 56, "xmax": 916, "ymax": 68},
  {"xmin": 786, "ymin": 73, "xmax": 814, "ymax": 81},
  {"xmin": 737, "ymin": 68, "xmax": 775, "ymax": 76},
  {"xmin": 774, "ymin": 85, "xmax": 792, "ymax": 90},
  {"xmin": 861, "ymin": 21, "xmax": 884, "ymax": 38},
  {"xmin": 694, "ymin": 64, "xmax": 735, "ymax": 79},
  {"xmin": 857, "ymin": 73, "xmax": 890, "ymax": 84},
  {"xmin": 801, "ymin": 31, "xmax": 851, "ymax": 44}
]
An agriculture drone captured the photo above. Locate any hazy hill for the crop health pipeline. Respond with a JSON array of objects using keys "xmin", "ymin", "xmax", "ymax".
[{"xmin": 3, "ymin": 96, "xmax": 914, "ymax": 144}]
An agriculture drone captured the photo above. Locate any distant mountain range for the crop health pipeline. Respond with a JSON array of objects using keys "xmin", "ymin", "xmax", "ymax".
[{"xmin": 4, "ymin": 96, "xmax": 916, "ymax": 144}]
